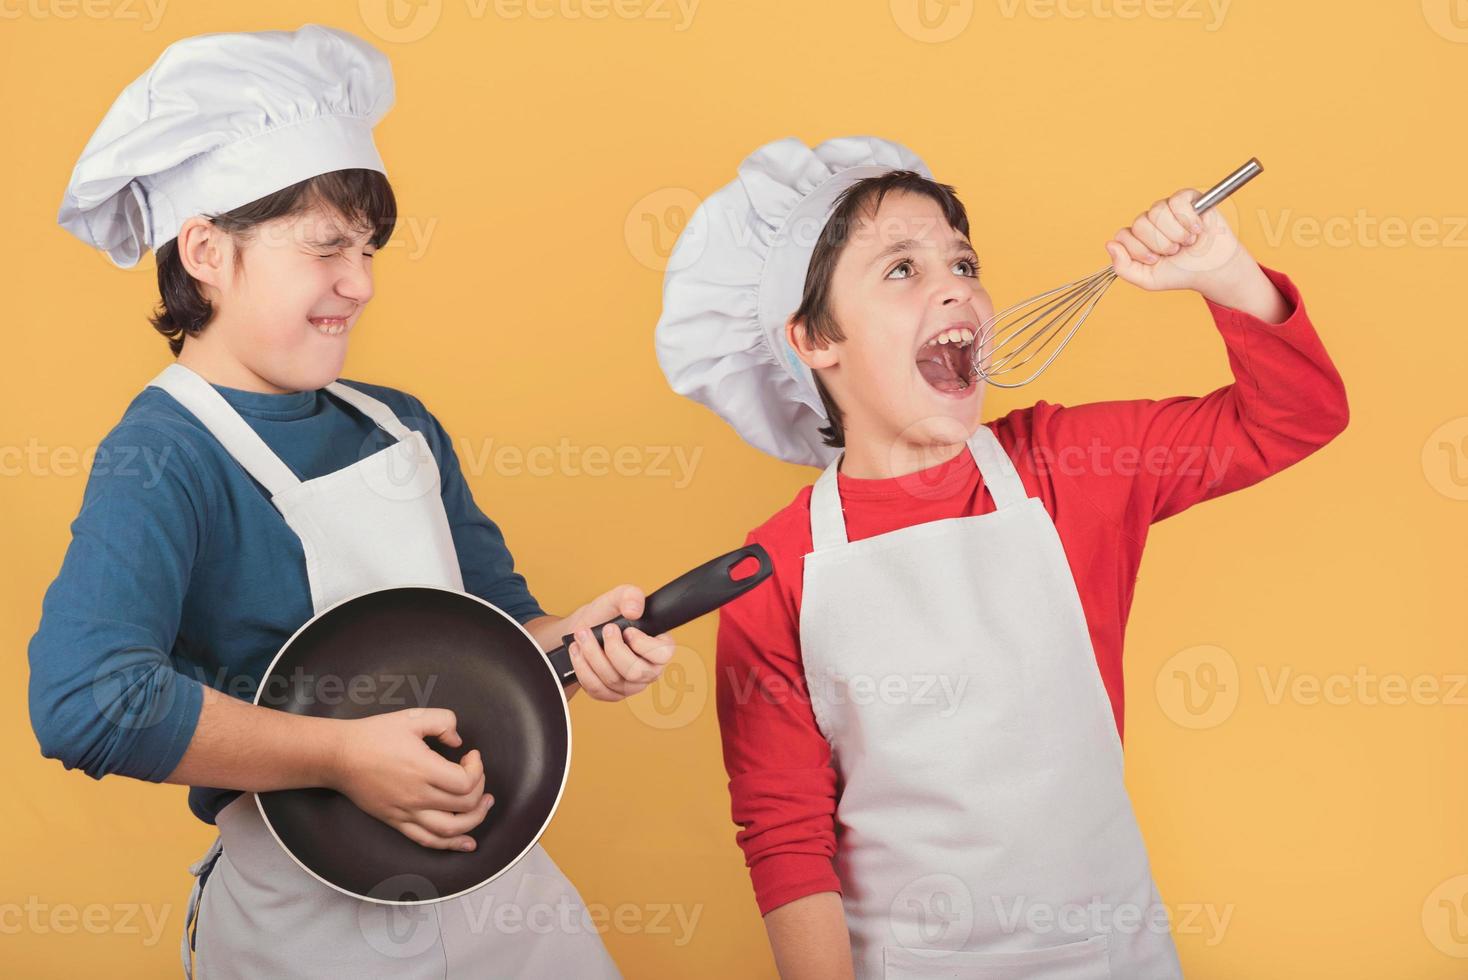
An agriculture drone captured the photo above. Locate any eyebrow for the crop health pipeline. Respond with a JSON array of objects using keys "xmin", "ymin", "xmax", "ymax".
[
  {"xmin": 308, "ymin": 228, "xmax": 372, "ymax": 248},
  {"xmin": 869, "ymin": 236, "xmax": 978, "ymax": 268}
]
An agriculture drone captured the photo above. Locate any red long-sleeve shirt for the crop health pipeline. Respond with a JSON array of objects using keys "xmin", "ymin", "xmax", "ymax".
[{"xmin": 716, "ymin": 265, "xmax": 1350, "ymax": 917}]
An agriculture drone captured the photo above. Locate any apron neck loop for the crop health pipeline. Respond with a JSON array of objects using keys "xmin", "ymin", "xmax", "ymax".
[
  {"xmin": 323, "ymin": 381, "xmax": 414, "ymax": 442},
  {"xmin": 808, "ymin": 424, "xmax": 1029, "ymax": 552},
  {"xmin": 147, "ymin": 367, "xmax": 419, "ymax": 500},
  {"xmin": 148, "ymin": 363, "xmax": 301, "ymax": 497},
  {"xmin": 965, "ymin": 423, "xmax": 1028, "ymax": 509}
]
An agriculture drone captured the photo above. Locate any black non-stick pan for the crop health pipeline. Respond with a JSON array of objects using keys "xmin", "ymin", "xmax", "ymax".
[{"xmin": 252, "ymin": 544, "xmax": 772, "ymax": 905}]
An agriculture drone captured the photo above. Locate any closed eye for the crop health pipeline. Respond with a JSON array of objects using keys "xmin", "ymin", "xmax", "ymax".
[{"xmin": 315, "ymin": 250, "xmax": 376, "ymax": 260}]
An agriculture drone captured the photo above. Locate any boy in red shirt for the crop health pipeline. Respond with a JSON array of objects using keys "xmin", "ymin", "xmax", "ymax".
[{"xmin": 655, "ymin": 137, "xmax": 1348, "ymax": 979}]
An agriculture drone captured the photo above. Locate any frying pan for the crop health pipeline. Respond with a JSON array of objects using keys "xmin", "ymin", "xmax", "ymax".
[{"xmin": 251, "ymin": 544, "xmax": 772, "ymax": 905}]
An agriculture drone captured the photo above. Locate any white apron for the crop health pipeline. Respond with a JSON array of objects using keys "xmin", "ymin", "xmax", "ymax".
[
  {"xmin": 150, "ymin": 364, "xmax": 619, "ymax": 979},
  {"xmin": 798, "ymin": 424, "xmax": 1183, "ymax": 979}
]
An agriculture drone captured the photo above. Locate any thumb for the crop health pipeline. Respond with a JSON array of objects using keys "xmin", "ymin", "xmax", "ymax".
[
  {"xmin": 586, "ymin": 584, "xmax": 643, "ymax": 623},
  {"xmin": 615, "ymin": 585, "xmax": 646, "ymax": 621},
  {"xmin": 1199, "ymin": 202, "xmax": 1229, "ymax": 237},
  {"xmin": 1105, "ymin": 241, "xmax": 1145, "ymax": 288},
  {"xmin": 412, "ymin": 707, "xmax": 461, "ymax": 747}
]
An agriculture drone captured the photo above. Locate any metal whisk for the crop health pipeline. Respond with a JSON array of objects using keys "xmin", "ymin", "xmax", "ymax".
[{"xmin": 972, "ymin": 158, "xmax": 1264, "ymax": 389}]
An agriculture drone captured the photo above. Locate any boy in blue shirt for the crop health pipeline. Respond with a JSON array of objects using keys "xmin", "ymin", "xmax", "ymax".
[{"xmin": 35, "ymin": 25, "xmax": 660, "ymax": 978}]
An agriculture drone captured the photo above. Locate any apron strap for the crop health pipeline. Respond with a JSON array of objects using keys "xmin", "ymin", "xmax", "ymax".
[
  {"xmin": 180, "ymin": 836, "xmax": 223, "ymax": 980},
  {"xmin": 324, "ymin": 381, "xmax": 415, "ymax": 442},
  {"xmin": 809, "ymin": 457, "xmax": 846, "ymax": 551},
  {"xmin": 148, "ymin": 367, "xmax": 421, "ymax": 499},
  {"xmin": 965, "ymin": 423, "xmax": 1029, "ymax": 509},
  {"xmin": 807, "ymin": 423, "xmax": 1030, "ymax": 552},
  {"xmin": 147, "ymin": 364, "xmax": 301, "ymax": 497}
]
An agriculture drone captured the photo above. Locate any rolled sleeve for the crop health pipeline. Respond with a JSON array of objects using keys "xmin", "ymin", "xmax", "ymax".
[{"xmin": 27, "ymin": 424, "xmax": 208, "ymax": 781}]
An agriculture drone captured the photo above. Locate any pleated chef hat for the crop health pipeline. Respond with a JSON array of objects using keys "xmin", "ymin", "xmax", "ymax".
[
  {"xmin": 57, "ymin": 24, "xmax": 394, "ymax": 269},
  {"xmin": 654, "ymin": 136, "xmax": 932, "ymax": 468}
]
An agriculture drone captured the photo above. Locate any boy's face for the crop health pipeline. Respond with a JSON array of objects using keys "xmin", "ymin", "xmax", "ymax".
[
  {"xmin": 799, "ymin": 191, "xmax": 994, "ymax": 456},
  {"xmin": 199, "ymin": 205, "xmax": 376, "ymax": 392}
]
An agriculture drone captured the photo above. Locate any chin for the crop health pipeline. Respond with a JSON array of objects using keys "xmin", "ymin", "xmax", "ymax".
[
  {"xmin": 267, "ymin": 357, "xmax": 344, "ymax": 393},
  {"xmin": 904, "ymin": 393, "xmax": 986, "ymax": 446},
  {"xmin": 299, "ymin": 365, "xmax": 345, "ymax": 390}
]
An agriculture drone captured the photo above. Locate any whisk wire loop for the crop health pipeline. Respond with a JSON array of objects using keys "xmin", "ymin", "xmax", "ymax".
[{"xmin": 972, "ymin": 158, "xmax": 1263, "ymax": 389}]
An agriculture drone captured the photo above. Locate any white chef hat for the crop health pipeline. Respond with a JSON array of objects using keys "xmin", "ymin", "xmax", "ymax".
[
  {"xmin": 654, "ymin": 136, "xmax": 932, "ymax": 468},
  {"xmin": 57, "ymin": 24, "xmax": 394, "ymax": 269}
]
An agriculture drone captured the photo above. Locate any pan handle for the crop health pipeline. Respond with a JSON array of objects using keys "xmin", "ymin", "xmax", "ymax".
[{"xmin": 543, "ymin": 544, "xmax": 774, "ymax": 687}]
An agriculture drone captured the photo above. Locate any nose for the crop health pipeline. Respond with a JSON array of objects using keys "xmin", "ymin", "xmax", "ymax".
[
  {"xmin": 336, "ymin": 254, "xmax": 375, "ymax": 306},
  {"xmin": 934, "ymin": 272, "xmax": 976, "ymax": 309}
]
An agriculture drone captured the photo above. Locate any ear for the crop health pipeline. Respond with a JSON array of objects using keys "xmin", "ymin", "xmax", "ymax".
[
  {"xmin": 786, "ymin": 314, "xmax": 839, "ymax": 371},
  {"xmin": 175, "ymin": 216, "xmax": 233, "ymax": 291}
]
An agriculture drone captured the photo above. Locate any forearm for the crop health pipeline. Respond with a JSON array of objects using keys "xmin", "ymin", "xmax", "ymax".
[
  {"xmin": 1198, "ymin": 252, "xmax": 1289, "ymax": 324},
  {"xmin": 162, "ymin": 683, "xmax": 341, "ymax": 790},
  {"xmin": 764, "ymin": 892, "xmax": 855, "ymax": 980}
]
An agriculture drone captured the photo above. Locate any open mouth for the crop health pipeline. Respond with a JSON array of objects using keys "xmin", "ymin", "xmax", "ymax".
[{"xmin": 916, "ymin": 325, "xmax": 979, "ymax": 395}]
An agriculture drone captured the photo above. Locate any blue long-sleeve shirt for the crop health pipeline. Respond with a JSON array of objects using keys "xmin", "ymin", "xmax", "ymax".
[{"xmin": 27, "ymin": 376, "xmax": 546, "ymax": 824}]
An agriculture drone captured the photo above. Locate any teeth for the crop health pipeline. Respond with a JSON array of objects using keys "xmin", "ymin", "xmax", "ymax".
[
  {"xmin": 311, "ymin": 319, "xmax": 347, "ymax": 336},
  {"xmin": 924, "ymin": 328, "xmax": 975, "ymax": 348}
]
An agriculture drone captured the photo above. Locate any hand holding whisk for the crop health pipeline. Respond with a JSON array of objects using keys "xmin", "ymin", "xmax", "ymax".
[{"xmin": 972, "ymin": 158, "xmax": 1264, "ymax": 389}]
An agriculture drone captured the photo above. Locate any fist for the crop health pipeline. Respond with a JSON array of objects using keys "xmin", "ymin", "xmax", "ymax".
[
  {"xmin": 563, "ymin": 585, "xmax": 677, "ymax": 701},
  {"xmin": 326, "ymin": 707, "xmax": 494, "ymax": 852},
  {"xmin": 1104, "ymin": 188, "xmax": 1246, "ymax": 292}
]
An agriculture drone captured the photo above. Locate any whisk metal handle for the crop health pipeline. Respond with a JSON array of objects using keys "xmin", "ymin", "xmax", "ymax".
[{"xmin": 1192, "ymin": 158, "xmax": 1262, "ymax": 214}]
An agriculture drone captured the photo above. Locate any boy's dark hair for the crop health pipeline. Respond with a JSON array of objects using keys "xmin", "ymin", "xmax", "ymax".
[
  {"xmin": 791, "ymin": 169, "xmax": 971, "ymax": 448},
  {"xmin": 148, "ymin": 168, "xmax": 397, "ymax": 355}
]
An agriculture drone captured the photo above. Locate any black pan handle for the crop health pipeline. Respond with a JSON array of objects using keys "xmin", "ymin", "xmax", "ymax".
[{"xmin": 543, "ymin": 544, "xmax": 773, "ymax": 686}]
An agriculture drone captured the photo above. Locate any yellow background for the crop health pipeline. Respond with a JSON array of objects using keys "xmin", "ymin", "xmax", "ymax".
[{"xmin": 3, "ymin": 0, "xmax": 1465, "ymax": 976}]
